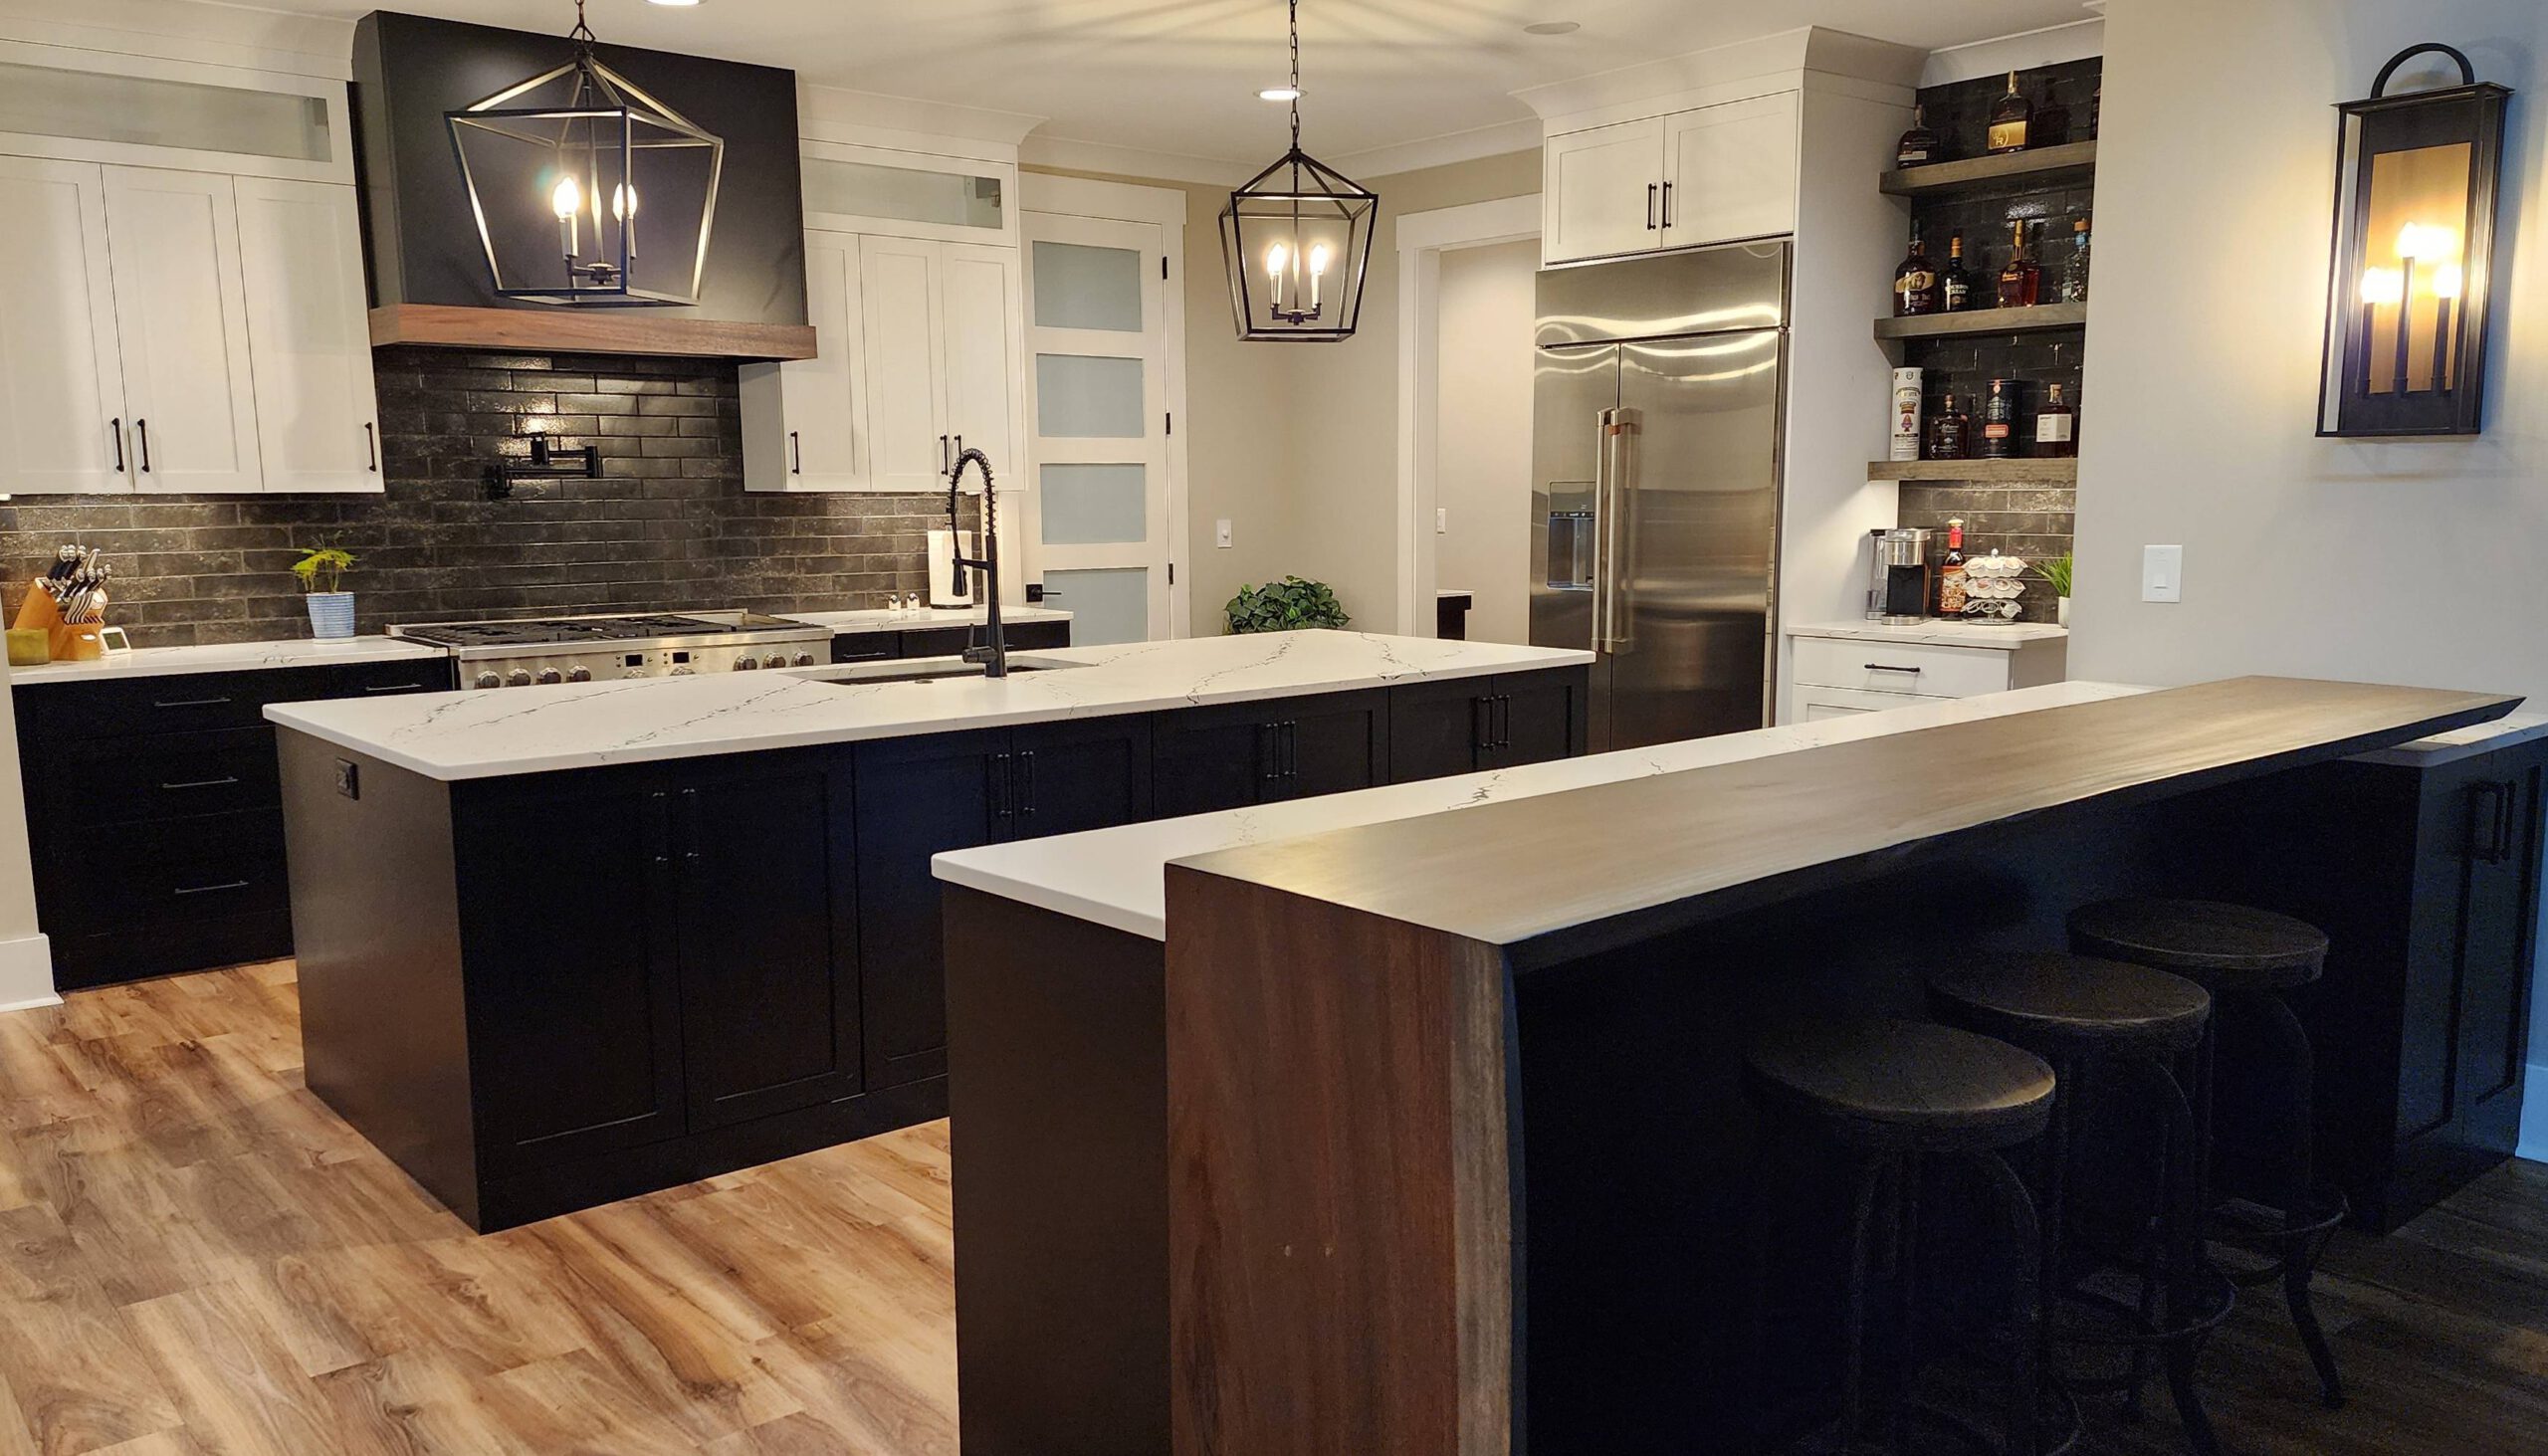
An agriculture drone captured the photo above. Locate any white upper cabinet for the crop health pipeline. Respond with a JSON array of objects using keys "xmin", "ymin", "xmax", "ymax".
[
  {"xmin": 1661, "ymin": 93, "xmax": 1800, "ymax": 250},
  {"xmin": 102, "ymin": 165, "xmax": 264, "ymax": 494},
  {"xmin": 1543, "ymin": 94, "xmax": 1800, "ymax": 266},
  {"xmin": 234, "ymin": 177, "xmax": 381, "ymax": 493},
  {"xmin": 1544, "ymin": 117, "xmax": 1668, "ymax": 266},
  {"xmin": 799, "ymin": 140, "xmax": 1018, "ymax": 247},
  {"xmin": 0, "ymin": 156, "xmax": 128, "ymax": 494},
  {"xmin": 940, "ymin": 243, "xmax": 1024, "ymax": 475},
  {"xmin": 740, "ymin": 230, "xmax": 872, "ymax": 491},
  {"xmin": 861, "ymin": 233, "xmax": 952, "ymax": 494}
]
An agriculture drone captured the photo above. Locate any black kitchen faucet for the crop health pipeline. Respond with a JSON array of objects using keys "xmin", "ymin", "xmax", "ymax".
[{"xmin": 945, "ymin": 446, "xmax": 1008, "ymax": 679}]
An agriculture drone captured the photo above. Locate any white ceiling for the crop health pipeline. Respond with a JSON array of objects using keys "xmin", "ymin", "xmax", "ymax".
[{"xmin": 252, "ymin": 0, "xmax": 2092, "ymax": 169}]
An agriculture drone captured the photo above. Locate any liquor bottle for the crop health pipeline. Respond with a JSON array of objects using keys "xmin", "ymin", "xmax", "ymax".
[
  {"xmin": 1941, "ymin": 232, "xmax": 1974, "ymax": 312},
  {"xmin": 1937, "ymin": 519, "xmax": 1970, "ymax": 616},
  {"xmin": 1892, "ymin": 225, "xmax": 1939, "ymax": 316},
  {"xmin": 2059, "ymin": 218, "xmax": 2092, "ymax": 304},
  {"xmin": 1995, "ymin": 221, "xmax": 2031, "ymax": 309},
  {"xmin": 1981, "ymin": 378, "xmax": 2020, "ymax": 459},
  {"xmin": 2090, "ymin": 81, "xmax": 2102, "ymax": 139},
  {"xmin": 1894, "ymin": 104, "xmax": 1944, "ymax": 166},
  {"xmin": 1987, "ymin": 71, "xmax": 2033, "ymax": 153},
  {"xmin": 1925, "ymin": 394, "xmax": 1970, "ymax": 460},
  {"xmin": 2034, "ymin": 383, "xmax": 2077, "ymax": 457}
]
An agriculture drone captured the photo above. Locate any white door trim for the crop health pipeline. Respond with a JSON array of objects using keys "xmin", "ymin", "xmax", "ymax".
[{"xmin": 1393, "ymin": 192, "xmax": 1542, "ymax": 635}]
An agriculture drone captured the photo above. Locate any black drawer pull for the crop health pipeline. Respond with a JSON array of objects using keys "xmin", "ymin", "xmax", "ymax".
[
  {"xmin": 152, "ymin": 696, "xmax": 235, "ymax": 710},
  {"xmin": 1863, "ymin": 663, "xmax": 1924, "ymax": 675},
  {"xmin": 159, "ymin": 776, "xmax": 242, "ymax": 791},
  {"xmin": 361, "ymin": 683, "xmax": 426, "ymax": 694},
  {"xmin": 172, "ymin": 880, "xmax": 252, "ymax": 897}
]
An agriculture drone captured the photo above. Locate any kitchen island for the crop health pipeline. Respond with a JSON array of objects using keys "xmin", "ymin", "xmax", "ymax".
[
  {"xmin": 263, "ymin": 631, "xmax": 1589, "ymax": 1230},
  {"xmin": 934, "ymin": 676, "xmax": 2524, "ymax": 1456}
]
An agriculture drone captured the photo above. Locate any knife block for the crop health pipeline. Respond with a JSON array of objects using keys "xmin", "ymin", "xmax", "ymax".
[{"xmin": 12, "ymin": 580, "xmax": 104, "ymax": 662}]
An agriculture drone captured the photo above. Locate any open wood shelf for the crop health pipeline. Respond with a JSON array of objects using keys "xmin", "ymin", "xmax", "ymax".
[
  {"xmin": 1880, "ymin": 140, "xmax": 2099, "ymax": 198},
  {"xmin": 1874, "ymin": 302, "xmax": 2088, "ymax": 341},
  {"xmin": 1868, "ymin": 458, "xmax": 2079, "ymax": 484},
  {"xmin": 369, "ymin": 304, "xmax": 818, "ymax": 360}
]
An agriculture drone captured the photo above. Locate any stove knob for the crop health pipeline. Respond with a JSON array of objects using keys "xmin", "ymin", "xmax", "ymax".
[
  {"xmin": 733, "ymin": 657, "xmax": 758, "ymax": 671},
  {"xmin": 670, "ymin": 666, "xmax": 696, "ymax": 677},
  {"xmin": 565, "ymin": 666, "xmax": 592, "ymax": 683},
  {"xmin": 623, "ymin": 667, "xmax": 649, "ymax": 679},
  {"xmin": 791, "ymin": 652, "xmax": 817, "ymax": 667},
  {"xmin": 475, "ymin": 671, "xmax": 502, "ymax": 691},
  {"xmin": 535, "ymin": 668, "xmax": 562, "ymax": 686},
  {"xmin": 507, "ymin": 669, "xmax": 533, "ymax": 688},
  {"xmin": 763, "ymin": 654, "xmax": 792, "ymax": 670}
]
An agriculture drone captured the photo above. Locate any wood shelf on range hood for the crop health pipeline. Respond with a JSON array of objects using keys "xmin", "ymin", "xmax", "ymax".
[{"xmin": 368, "ymin": 305, "xmax": 818, "ymax": 361}]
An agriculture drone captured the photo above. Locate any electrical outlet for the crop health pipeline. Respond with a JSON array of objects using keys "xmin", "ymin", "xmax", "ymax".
[
  {"xmin": 2141, "ymin": 545, "xmax": 2184, "ymax": 603},
  {"xmin": 333, "ymin": 758, "xmax": 360, "ymax": 800},
  {"xmin": 1436, "ymin": 507, "xmax": 1449, "ymax": 534},
  {"xmin": 1215, "ymin": 519, "xmax": 1233, "ymax": 549}
]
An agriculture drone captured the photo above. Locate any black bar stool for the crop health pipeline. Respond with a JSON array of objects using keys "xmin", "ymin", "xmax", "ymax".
[
  {"xmin": 1929, "ymin": 953, "xmax": 2230, "ymax": 1456},
  {"xmin": 1746, "ymin": 1018, "xmax": 2056, "ymax": 1455},
  {"xmin": 2069, "ymin": 898, "xmax": 2347, "ymax": 1410}
]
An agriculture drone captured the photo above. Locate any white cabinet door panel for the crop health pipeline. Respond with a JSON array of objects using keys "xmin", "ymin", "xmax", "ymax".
[
  {"xmin": 0, "ymin": 156, "xmax": 127, "ymax": 493},
  {"xmin": 941, "ymin": 242, "xmax": 1022, "ymax": 474},
  {"xmin": 234, "ymin": 176, "xmax": 378, "ymax": 493},
  {"xmin": 783, "ymin": 230, "xmax": 872, "ymax": 488},
  {"xmin": 102, "ymin": 165, "xmax": 262, "ymax": 493},
  {"xmin": 860, "ymin": 233, "xmax": 948, "ymax": 494},
  {"xmin": 1543, "ymin": 117, "xmax": 1664, "ymax": 266},
  {"xmin": 1662, "ymin": 93, "xmax": 1800, "ymax": 249}
]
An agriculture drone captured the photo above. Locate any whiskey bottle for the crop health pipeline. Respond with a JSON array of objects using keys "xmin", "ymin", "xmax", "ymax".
[
  {"xmin": 1941, "ymin": 233, "xmax": 1974, "ymax": 312},
  {"xmin": 1987, "ymin": 72, "xmax": 2033, "ymax": 153},
  {"xmin": 1895, "ymin": 104, "xmax": 1944, "ymax": 167},
  {"xmin": 2033, "ymin": 383, "xmax": 2077, "ymax": 457},
  {"xmin": 1980, "ymin": 377, "xmax": 2020, "ymax": 459},
  {"xmin": 1892, "ymin": 225, "xmax": 1939, "ymax": 316},
  {"xmin": 1995, "ymin": 221, "xmax": 2031, "ymax": 309},
  {"xmin": 2059, "ymin": 218, "xmax": 2092, "ymax": 304},
  {"xmin": 1937, "ymin": 519, "xmax": 1970, "ymax": 616},
  {"xmin": 1926, "ymin": 394, "xmax": 1971, "ymax": 460}
]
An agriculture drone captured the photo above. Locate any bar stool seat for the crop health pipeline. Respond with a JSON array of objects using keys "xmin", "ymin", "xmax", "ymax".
[
  {"xmin": 2067, "ymin": 900, "xmax": 2327, "ymax": 993},
  {"xmin": 1746, "ymin": 1017, "xmax": 2056, "ymax": 1151},
  {"xmin": 1931, "ymin": 953, "xmax": 2212, "ymax": 1057}
]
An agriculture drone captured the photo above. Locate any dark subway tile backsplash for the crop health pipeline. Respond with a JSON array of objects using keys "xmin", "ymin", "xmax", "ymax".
[{"xmin": 0, "ymin": 348, "xmax": 941, "ymax": 646}]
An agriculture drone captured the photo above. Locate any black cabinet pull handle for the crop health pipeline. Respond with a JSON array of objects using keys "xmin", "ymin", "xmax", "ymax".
[
  {"xmin": 173, "ymin": 880, "xmax": 251, "ymax": 897},
  {"xmin": 135, "ymin": 418, "xmax": 151, "ymax": 473},
  {"xmin": 110, "ymin": 418, "xmax": 125, "ymax": 473},
  {"xmin": 159, "ymin": 775, "xmax": 241, "ymax": 791},
  {"xmin": 364, "ymin": 422, "xmax": 378, "ymax": 472},
  {"xmin": 1018, "ymin": 748, "xmax": 1035, "ymax": 817},
  {"xmin": 1496, "ymin": 694, "xmax": 1513, "ymax": 749},
  {"xmin": 1473, "ymin": 695, "xmax": 1491, "ymax": 753},
  {"xmin": 151, "ymin": 696, "xmax": 233, "ymax": 710},
  {"xmin": 789, "ymin": 430, "xmax": 802, "ymax": 475},
  {"xmin": 1661, "ymin": 180, "xmax": 1674, "ymax": 228},
  {"xmin": 1645, "ymin": 183, "xmax": 1658, "ymax": 231},
  {"xmin": 2470, "ymin": 779, "xmax": 2517, "ymax": 864},
  {"xmin": 679, "ymin": 786, "xmax": 702, "ymax": 863},
  {"xmin": 361, "ymin": 683, "xmax": 425, "ymax": 694},
  {"xmin": 648, "ymin": 790, "xmax": 671, "ymax": 866},
  {"xmin": 1259, "ymin": 724, "xmax": 1278, "ymax": 782},
  {"xmin": 1864, "ymin": 663, "xmax": 1923, "ymax": 675},
  {"xmin": 991, "ymin": 751, "xmax": 1014, "ymax": 818},
  {"xmin": 1284, "ymin": 721, "xmax": 1300, "ymax": 779}
]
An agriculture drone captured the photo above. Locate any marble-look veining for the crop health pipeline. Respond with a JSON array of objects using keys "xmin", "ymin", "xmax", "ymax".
[
  {"xmin": 934, "ymin": 681, "xmax": 2152, "ymax": 940},
  {"xmin": 786, "ymin": 606, "xmax": 1071, "ymax": 635},
  {"xmin": 6, "ymin": 635, "xmax": 447, "ymax": 687},
  {"xmin": 1787, "ymin": 620, "xmax": 2069, "ymax": 648},
  {"xmin": 264, "ymin": 631, "xmax": 1592, "ymax": 782}
]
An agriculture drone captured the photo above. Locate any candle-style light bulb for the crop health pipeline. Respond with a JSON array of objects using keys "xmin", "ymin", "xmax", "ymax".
[
  {"xmin": 1308, "ymin": 243, "xmax": 1331, "ymax": 314},
  {"xmin": 612, "ymin": 183, "xmax": 637, "ymax": 221},
  {"xmin": 551, "ymin": 174, "xmax": 583, "ymax": 219},
  {"xmin": 2432, "ymin": 263, "xmax": 2464, "ymax": 301},
  {"xmin": 1265, "ymin": 242, "xmax": 1289, "ymax": 313},
  {"xmin": 2360, "ymin": 267, "xmax": 2405, "ymax": 305}
]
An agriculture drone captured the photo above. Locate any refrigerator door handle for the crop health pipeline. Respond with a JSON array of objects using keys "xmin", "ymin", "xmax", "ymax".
[{"xmin": 1595, "ymin": 407, "xmax": 1640, "ymax": 654}]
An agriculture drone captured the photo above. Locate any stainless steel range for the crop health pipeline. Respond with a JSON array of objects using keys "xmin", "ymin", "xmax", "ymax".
[{"xmin": 389, "ymin": 612, "xmax": 831, "ymax": 690}]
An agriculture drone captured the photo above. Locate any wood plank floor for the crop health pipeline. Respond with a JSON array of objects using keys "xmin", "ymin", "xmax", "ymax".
[{"xmin": 1, "ymin": 961, "xmax": 2543, "ymax": 1454}]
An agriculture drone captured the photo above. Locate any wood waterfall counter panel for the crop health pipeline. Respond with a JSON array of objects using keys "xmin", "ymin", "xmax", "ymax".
[{"xmin": 1162, "ymin": 677, "xmax": 2519, "ymax": 1456}]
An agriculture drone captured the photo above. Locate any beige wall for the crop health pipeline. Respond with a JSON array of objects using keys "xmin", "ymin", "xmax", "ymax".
[{"xmin": 1431, "ymin": 239, "xmax": 1540, "ymax": 645}]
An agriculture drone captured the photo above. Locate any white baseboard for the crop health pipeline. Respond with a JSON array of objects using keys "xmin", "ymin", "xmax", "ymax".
[
  {"xmin": 2520, "ymin": 1063, "xmax": 2548, "ymax": 1164},
  {"xmin": 0, "ymin": 932, "xmax": 58, "ymax": 1013}
]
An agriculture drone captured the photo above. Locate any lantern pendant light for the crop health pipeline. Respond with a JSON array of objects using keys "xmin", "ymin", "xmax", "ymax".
[
  {"xmin": 445, "ymin": 0, "xmax": 725, "ymax": 307},
  {"xmin": 1220, "ymin": 0, "xmax": 1377, "ymax": 341}
]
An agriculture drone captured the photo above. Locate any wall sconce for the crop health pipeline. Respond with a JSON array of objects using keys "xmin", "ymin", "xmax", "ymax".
[{"xmin": 2318, "ymin": 44, "xmax": 2509, "ymax": 437}]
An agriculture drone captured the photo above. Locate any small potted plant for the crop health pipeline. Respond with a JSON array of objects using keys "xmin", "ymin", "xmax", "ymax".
[
  {"xmin": 293, "ymin": 547, "xmax": 358, "ymax": 640},
  {"xmin": 2037, "ymin": 552, "xmax": 2074, "ymax": 627},
  {"xmin": 1224, "ymin": 575, "xmax": 1351, "ymax": 634}
]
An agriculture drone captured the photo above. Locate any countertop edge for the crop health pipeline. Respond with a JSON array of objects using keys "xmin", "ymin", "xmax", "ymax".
[{"xmin": 8, "ymin": 639, "xmax": 448, "ymax": 686}]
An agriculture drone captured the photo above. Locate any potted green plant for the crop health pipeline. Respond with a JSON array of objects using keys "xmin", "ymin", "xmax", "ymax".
[
  {"xmin": 1224, "ymin": 576, "xmax": 1351, "ymax": 634},
  {"xmin": 293, "ymin": 547, "xmax": 359, "ymax": 640},
  {"xmin": 2037, "ymin": 552, "xmax": 2074, "ymax": 628}
]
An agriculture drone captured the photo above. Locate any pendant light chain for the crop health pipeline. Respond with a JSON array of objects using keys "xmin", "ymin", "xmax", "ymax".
[{"xmin": 1287, "ymin": 0, "xmax": 1302, "ymax": 151}]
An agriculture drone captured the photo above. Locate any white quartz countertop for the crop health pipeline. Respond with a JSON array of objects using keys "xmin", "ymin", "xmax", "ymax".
[
  {"xmin": 1788, "ymin": 620, "xmax": 2068, "ymax": 647},
  {"xmin": 787, "ymin": 606, "xmax": 1070, "ymax": 634},
  {"xmin": 934, "ymin": 681, "xmax": 2151, "ymax": 940},
  {"xmin": 6, "ymin": 635, "xmax": 445, "ymax": 686},
  {"xmin": 2351, "ymin": 710, "xmax": 2548, "ymax": 766},
  {"xmin": 265, "ymin": 631, "xmax": 1591, "ymax": 782}
]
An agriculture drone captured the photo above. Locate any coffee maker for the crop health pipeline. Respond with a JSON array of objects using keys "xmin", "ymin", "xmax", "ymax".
[{"xmin": 1865, "ymin": 527, "xmax": 1933, "ymax": 625}]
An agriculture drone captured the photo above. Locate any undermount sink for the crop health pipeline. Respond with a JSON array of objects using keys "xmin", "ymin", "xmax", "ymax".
[{"xmin": 792, "ymin": 654, "xmax": 1085, "ymax": 686}]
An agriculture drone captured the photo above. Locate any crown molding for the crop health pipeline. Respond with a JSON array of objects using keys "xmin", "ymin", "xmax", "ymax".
[
  {"xmin": 1920, "ymin": 18, "xmax": 2105, "ymax": 88},
  {"xmin": 0, "ymin": 0, "xmax": 353, "ymax": 79},
  {"xmin": 1020, "ymin": 133, "xmax": 1251, "ymax": 188},
  {"xmin": 797, "ymin": 82, "xmax": 1043, "ymax": 152},
  {"xmin": 1331, "ymin": 117, "xmax": 1542, "ymax": 182},
  {"xmin": 1513, "ymin": 26, "xmax": 1921, "ymax": 126}
]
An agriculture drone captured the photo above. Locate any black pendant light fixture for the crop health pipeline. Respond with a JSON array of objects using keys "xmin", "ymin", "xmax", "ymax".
[
  {"xmin": 445, "ymin": 0, "xmax": 725, "ymax": 307},
  {"xmin": 1220, "ymin": 0, "xmax": 1378, "ymax": 341}
]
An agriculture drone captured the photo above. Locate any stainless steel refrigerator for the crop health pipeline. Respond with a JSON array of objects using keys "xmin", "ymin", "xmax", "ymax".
[{"xmin": 1531, "ymin": 243, "xmax": 1787, "ymax": 751}]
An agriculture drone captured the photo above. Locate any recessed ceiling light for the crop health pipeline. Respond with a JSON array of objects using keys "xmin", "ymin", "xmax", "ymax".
[
  {"xmin": 1259, "ymin": 86, "xmax": 1302, "ymax": 102},
  {"xmin": 1522, "ymin": 20, "xmax": 1580, "ymax": 36}
]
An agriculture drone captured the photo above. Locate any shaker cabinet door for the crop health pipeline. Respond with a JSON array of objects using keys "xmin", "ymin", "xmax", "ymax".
[
  {"xmin": 1660, "ymin": 92, "xmax": 1800, "ymax": 249},
  {"xmin": 1270, "ymin": 690, "xmax": 1388, "ymax": 802},
  {"xmin": 101, "ymin": 165, "xmax": 264, "ymax": 494},
  {"xmin": 1388, "ymin": 678, "xmax": 1485, "ymax": 784},
  {"xmin": 1543, "ymin": 117, "xmax": 1665, "ymax": 266},
  {"xmin": 854, "ymin": 729, "xmax": 1002, "ymax": 1089},
  {"xmin": 0, "ymin": 157, "xmax": 128, "ymax": 494},
  {"xmin": 942, "ymin": 242, "xmax": 1024, "ymax": 473},
  {"xmin": 234, "ymin": 177, "xmax": 381, "ymax": 493},
  {"xmin": 1487, "ymin": 668, "xmax": 1590, "ymax": 770},
  {"xmin": 861, "ymin": 233, "xmax": 951, "ymax": 493}
]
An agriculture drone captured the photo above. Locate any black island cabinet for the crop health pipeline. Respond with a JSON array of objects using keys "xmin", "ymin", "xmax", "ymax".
[{"xmin": 281, "ymin": 661, "xmax": 1590, "ymax": 1230}]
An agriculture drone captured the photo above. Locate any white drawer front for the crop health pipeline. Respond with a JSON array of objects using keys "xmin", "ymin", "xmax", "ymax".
[
  {"xmin": 1792, "ymin": 637, "xmax": 2014, "ymax": 699},
  {"xmin": 1796, "ymin": 684, "xmax": 1952, "ymax": 722}
]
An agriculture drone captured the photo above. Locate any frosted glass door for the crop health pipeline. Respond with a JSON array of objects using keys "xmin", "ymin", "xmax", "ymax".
[
  {"xmin": 102, "ymin": 165, "xmax": 262, "ymax": 493},
  {"xmin": 1022, "ymin": 212, "xmax": 1175, "ymax": 641},
  {"xmin": 0, "ymin": 157, "xmax": 127, "ymax": 493}
]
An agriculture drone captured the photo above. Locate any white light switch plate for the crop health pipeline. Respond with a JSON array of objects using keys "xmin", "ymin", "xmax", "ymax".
[
  {"xmin": 1436, "ymin": 508, "xmax": 1449, "ymax": 534},
  {"xmin": 2142, "ymin": 544, "xmax": 2184, "ymax": 603},
  {"xmin": 1215, "ymin": 519, "xmax": 1232, "ymax": 548}
]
